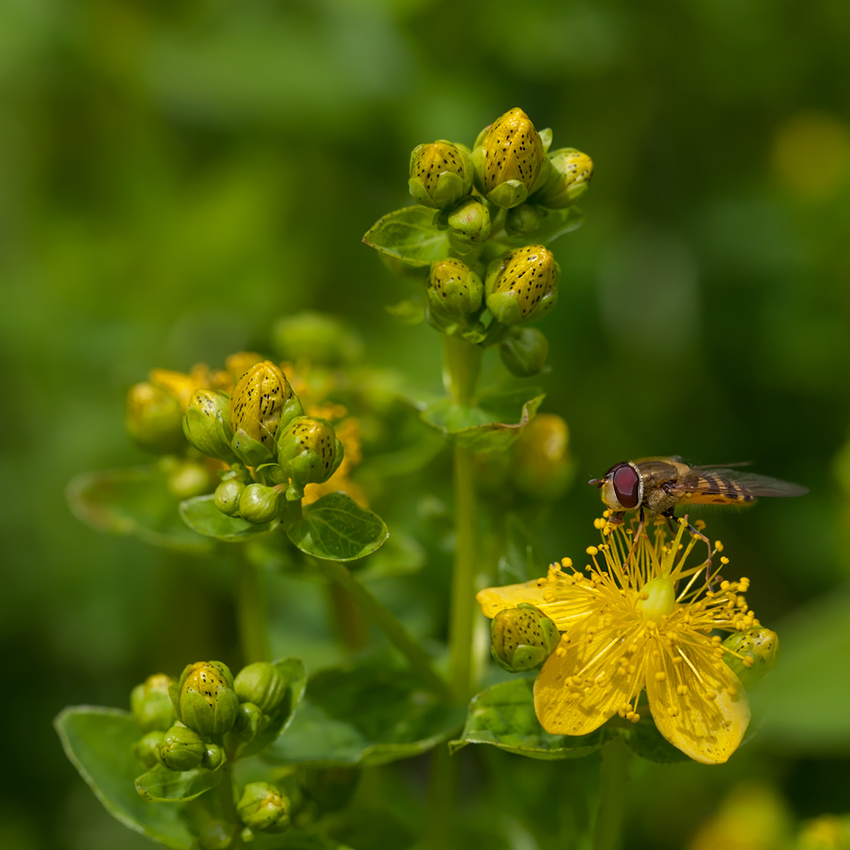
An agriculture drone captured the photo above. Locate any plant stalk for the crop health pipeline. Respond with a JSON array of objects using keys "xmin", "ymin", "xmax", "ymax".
[
  {"xmin": 234, "ymin": 555, "xmax": 270, "ymax": 665},
  {"xmin": 593, "ymin": 736, "xmax": 630, "ymax": 850}
]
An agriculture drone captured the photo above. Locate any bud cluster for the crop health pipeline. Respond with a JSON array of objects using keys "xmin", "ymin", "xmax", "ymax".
[{"xmin": 390, "ymin": 108, "xmax": 592, "ymax": 373}]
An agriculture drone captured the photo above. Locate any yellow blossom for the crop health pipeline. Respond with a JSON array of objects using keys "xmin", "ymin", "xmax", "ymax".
[{"xmin": 477, "ymin": 516, "xmax": 760, "ymax": 764}]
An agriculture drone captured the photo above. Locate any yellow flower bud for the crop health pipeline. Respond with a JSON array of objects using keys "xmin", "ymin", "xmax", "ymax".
[
  {"xmin": 229, "ymin": 361, "xmax": 303, "ymax": 466},
  {"xmin": 534, "ymin": 148, "xmax": 593, "ymax": 208},
  {"xmin": 408, "ymin": 140, "xmax": 474, "ymax": 209},
  {"xmin": 126, "ymin": 382, "xmax": 185, "ymax": 454},
  {"xmin": 511, "ymin": 413, "xmax": 571, "ymax": 499},
  {"xmin": 131, "ymin": 673, "xmax": 177, "ymax": 732},
  {"xmin": 485, "ymin": 245, "xmax": 560, "ymax": 325},
  {"xmin": 237, "ymin": 782, "xmax": 291, "ymax": 834},
  {"xmin": 472, "ymin": 108, "xmax": 549, "ymax": 209},
  {"xmin": 276, "ymin": 416, "xmax": 344, "ymax": 501},
  {"xmin": 171, "ymin": 661, "xmax": 239, "ymax": 738}
]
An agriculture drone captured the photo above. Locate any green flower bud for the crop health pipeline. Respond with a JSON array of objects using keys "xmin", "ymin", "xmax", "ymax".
[
  {"xmin": 214, "ymin": 478, "xmax": 245, "ymax": 516},
  {"xmin": 505, "ymin": 202, "xmax": 542, "ymax": 238},
  {"xmin": 490, "ymin": 603, "xmax": 560, "ymax": 672},
  {"xmin": 237, "ymin": 782, "xmax": 291, "ymax": 834},
  {"xmin": 426, "ymin": 259, "xmax": 484, "ymax": 334},
  {"xmin": 233, "ymin": 701, "xmax": 268, "ymax": 743},
  {"xmin": 534, "ymin": 148, "xmax": 593, "ymax": 209},
  {"xmin": 230, "ymin": 361, "xmax": 303, "ymax": 467},
  {"xmin": 471, "ymin": 108, "xmax": 550, "ymax": 209},
  {"xmin": 723, "ymin": 628, "xmax": 780, "ymax": 689},
  {"xmin": 499, "ymin": 327, "xmax": 549, "ymax": 377},
  {"xmin": 170, "ymin": 661, "xmax": 239, "ymax": 738},
  {"xmin": 276, "ymin": 417, "xmax": 344, "ymax": 501},
  {"xmin": 164, "ymin": 458, "xmax": 215, "ymax": 500},
  {"xmin": 238, "ymin": 483, "xmax": 281, "ymax": 524},
  {"xmin": 272, "ymin": 312, "xmax": 363, "ymax": 366},
  {"xmin": 133, "ymin": 731, "xmax": 166, "ymax": 769},
  {"xmin": 157, "ymin": 724, "xmax": 206, "ymax": 772},
  {"xmin": 234, "ymin": 662, "xmax": 289, "ymax": 716},
  {"xmin": 511, "ymin": 414, "xmax": 572, "ymax": 500},
  {"xmin": 408, "ymin": 140, "xmax": 474, "ymax": 209},
  {"xmin": 485, "ymin": 245, "xmax": 560, "ymax": 325},
  {"xmin": 131, "ymin": 673, "xmax": 176, "ymax": 732},
  {"xmin": 445, "ymin": 197, "xmax": 491, "ymax": 244},
  {"xmin": 202, "ymin": 743, "xmax": 225, "ymax": 770},
  {"xmin": 183, "ymin": 390, "xmax": 236, "ymax": 463},
  {"xmin": 126, "ymin": 382, "xmax": 185, "ymax": 454},
  {"xmin": 300, "ymin": 768, "xmax": 361, "ymax": 812}
]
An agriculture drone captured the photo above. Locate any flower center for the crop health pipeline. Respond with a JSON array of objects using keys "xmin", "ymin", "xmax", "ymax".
[{"xmin": 636, "ymin": 576, "xmax": 676, "ymax": 622}]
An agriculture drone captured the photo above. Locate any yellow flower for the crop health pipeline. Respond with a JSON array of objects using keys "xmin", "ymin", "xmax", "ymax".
[{"xmin": 477, "ymin": 516, "xmax": 760, "ymax": 764}]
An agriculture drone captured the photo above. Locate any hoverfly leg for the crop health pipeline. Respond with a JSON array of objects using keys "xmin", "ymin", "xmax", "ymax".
[
  {"xmin": 668, "ymin": 512, "xmax": 715, "ymax": 588},
  {"xmin": 624, "ymin": 508, "xmax": 647, "ymax": 566}
]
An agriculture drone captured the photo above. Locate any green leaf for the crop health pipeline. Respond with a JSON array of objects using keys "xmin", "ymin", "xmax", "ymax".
[
  {"xmin": 450, "ymin": 678, "xmax": 606, "ymax": 760},
  {"xmin": 67, "ymin": 467, "xmax": 212, "ymax": 553},
  {"xmin": 263, "ymin": 663, "xmax": 464, "ymax": 767},
  {"xmin": 179, "ymin": 494, "xmax": 277, "ymax": 542},
  {"xmin": 55, "ymin": 707, "xmax": 193, "ymax": 849},
  {"xmin": 135, "ymin": 763, "xmax": 223, "ymax": 803},
  {"xmin": 362, "ymin": 206, "xmax": 450, "ymax": 268},
  {"xmin": 284, "ymin": 493, "xmax": 388, "ymax": 562},
  {"xmin": 234, "ymin": 658, "xmax": 307, "ymax": 759},
  {"xmin": 420, "ymin": 390, "xmax": 544, "ymax": 451}
]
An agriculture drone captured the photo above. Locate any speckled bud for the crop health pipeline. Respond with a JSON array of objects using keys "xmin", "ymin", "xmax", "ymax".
[
  {"xmin": 445, "ymin": 197, "xmax": 491, "ymax": 244},
  {"xmin": 183, "ymin": 390, "xmax": 236, "ymax": 462},
  {"xmin": 485, "ymin": 245, "xmax": 560, "ymax": 325},
  {"xmin": 534, "ymin": 148, "xmax": 593, "ymax": 209},
  {"xmin": 229, "ymin": 361, "xmax": 304, "ymax": 467},
  {"xmin": 511, "ymin": 414, "xmax": 572, "ymax": 500},
  {"xmin": 156, "ymin": 725, "xmax": 206, "ymax": 772},
  {"xmin": 426, "ymin": 259, "xmax": 484, "ymax": 333},
  {"xmin": 471, "ymin": 108, "xmax": 550, "ymax": 209},
  {"xmin": 126, "ymin": 382, "xmax": 185, "ymax": 454},
  {"xmin": 170, "ymin": 661, "xmax": 239, "ymax": 738},
  {"xmin": 234, "ymin": 662, "xmax": 289, "ymax": 716},
  {"xmin": 276, "ymin": 417, "xmax": 344, "ymax": 501},
  {"xmin": 722, "ymin": 628, "xmax": 780, "ymax": 689},
  {"xmin": 499, "ymin": 327, "xmax": 549, "ymax": 377},
  {"xmin": 214, "ymin": 478, "xmax": 245, "ymax": 516},
  {"xmin": 131, "ymin": 674, "xmax": 176, "ymax": 732},
  {"xmin": 238, "ymin": 483, "xmax": 281, "ymax": 524},
  {"xmin": 133, "ymin": 731, "xmax": 165, "ymax": 769},
  {"xmin": 490, "ymin": 603, "xmax": 560, "ymax": 672},
  {"xmin": 237, "ymin": 782, "xmax": 291, "ymax": 834},
  {"xmin": 408, "ymin": 141, "xmax": 474, "ymax": 209}
]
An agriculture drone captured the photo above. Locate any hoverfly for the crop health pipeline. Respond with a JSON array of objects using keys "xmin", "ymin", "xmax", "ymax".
[{"xmin": 589, "ymin": 457, "xmax": 808, "ymax": 570}]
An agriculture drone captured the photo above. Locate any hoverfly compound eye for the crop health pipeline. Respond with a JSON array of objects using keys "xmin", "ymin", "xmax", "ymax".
[{"xmin": 610, "ymin": 463, "xmax": 640, "ymax": 509}]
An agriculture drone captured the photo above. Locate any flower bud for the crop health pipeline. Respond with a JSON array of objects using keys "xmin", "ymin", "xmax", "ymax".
[
  {"xmin": 131, "ymin": 674, "xmax": 176, "ymax": 732},
  {"xmin": 426, "ymin": 259, "xmax": 484, "ymax": 334},
  {"xmin": 214, "ymin": 479, "xmax": 245, "ymax": 516},
  {"xmin": 485, "ymin": 245, "xmax": 560, "ymax": 325},
  {"xmin": 490, "ymin": 603, "xmax": 560, "ymax": 672},
  {"xmin": 133, "ymin": 731, "xmax": 165, "ymax": 769},
  {"xmin": 408, "ymin": 141, "xmax": 474, "ymax": 209},
  {"xmin": 276, "ymin": 417, "xmax": 344, "ymax": 501},
  {"xmin": 202, "ymin": 743, "xmax": 225, "ymax": 770},
  {"xmin": 149, "ymin": 369, "xmax": 206, "ymax": 410},
  {"xmin": 233, "ymin": 702, "xmax": 268, "ymax": 743},
  {"xmin": 505, "ymin": 202, "xmax": 542, "ymax": 237},
  {"xmin": 157, "ymin": 724, "xmax": 206, "ymax": 772},
  {"xmin": 234, "ymin": 662, "xmax": 289, "ymax": 716},
  {"xmin": 471, "ymin": 108, "xmax": 549, "ymax": 209},
  {"xmin": 445, "ymin": 197, "xmax": 491, "ymax": 244},
  {"xmin": 183, "ymin": 390, "xmax": 236, "ymax": 463},
  {"xmin": 126, "ymin": 382, "xmax": 185, "ymax": 454},
  {"xmin": 511, "ymin": 414, "xmax": 572, "ymax": 500},
  {"xmin": 238, "ymin": 483, "xmax": 281, "ymax": 524},
  {"xmin": 723, "ymin": 628, "xmax": 780, "ymax": 689},
  {"xmin": 164, "ymin": 458, "xmax": 216, "ymax": 500},
  {"xmin": 170, "ymin": 661, "xmax": 239, "ymax": 738},
  {"xmin": 237, "ymin": 782, "xmax": 291, "ymax": 834},
  {"xmin": 230, "ymin": 362, "xmax": 303, "ymax": 467},
  {"xmin": 534, "ymin": 148, "xmax": 593, "ymax": 209},
  {"xmin": 272, "ymin": 313, "xmax": 363, "ymax": 366},
  {"xmin": 499, "ymin": 327, "xmax": 549, "ymax": 377}
]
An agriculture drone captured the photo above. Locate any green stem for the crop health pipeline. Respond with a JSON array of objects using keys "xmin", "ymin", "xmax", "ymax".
[
  {"xmin": 214, "ymin": 759, "xmax": 244, "ymax": 848},
  {"xmin": 593, "ymin": 737, "xmax": 630, "ymax": 850},
  {"xmin": 327, "ymin": 580, "xmax": 370, "ymax": 652},
  {"xmin": 441, "ymin": 335, "xmax": 481, "ymax": 406},
  {"xmin": 314, "ymin": 558, "xmax": 451, "ymax": 699},
  {"xmin": 234, "ymin": 555, "xmax": 270, "ymax": 665}
]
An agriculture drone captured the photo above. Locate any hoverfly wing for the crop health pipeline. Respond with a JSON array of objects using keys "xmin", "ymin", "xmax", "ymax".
[{"xmin": 672, "ymin": 466, "xmax": 808, "ymax": 506}]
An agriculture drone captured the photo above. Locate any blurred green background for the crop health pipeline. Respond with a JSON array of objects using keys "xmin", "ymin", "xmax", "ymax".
[{"xmin": 3, "ymin": 0, "xmax": 850, "ymax": 848}]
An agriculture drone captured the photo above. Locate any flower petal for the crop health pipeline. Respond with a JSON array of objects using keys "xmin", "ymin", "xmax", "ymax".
[
  {"xmin": 646, "ymin": 644, "xmax": 750, "ymax": 765},
  {"xmin": 533, "ymin": 630, "xmax": 636, "ymax": 736},
  {"xmin": 476, "ymin": 579, "xmax": 551, "ymax": 618}
]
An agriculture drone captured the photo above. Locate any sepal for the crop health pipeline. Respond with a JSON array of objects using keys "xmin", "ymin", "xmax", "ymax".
[{"xmin": 183, "ymin": 390, "xmax": 236, "ymax": 462}]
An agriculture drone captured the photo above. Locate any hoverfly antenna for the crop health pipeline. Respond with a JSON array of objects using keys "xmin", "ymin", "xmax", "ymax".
[{"xmin": 588, "ymin": 478, "xmax": 603, "ymax": 487}]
